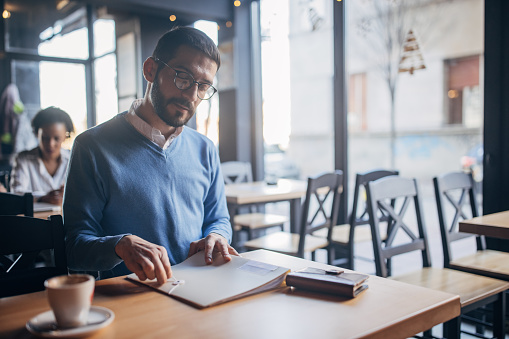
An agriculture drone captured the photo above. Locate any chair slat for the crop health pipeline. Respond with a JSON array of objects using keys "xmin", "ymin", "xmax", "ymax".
[{"xmin": 0, "ymin": 215, "xmax": 68, "ymax": 298}]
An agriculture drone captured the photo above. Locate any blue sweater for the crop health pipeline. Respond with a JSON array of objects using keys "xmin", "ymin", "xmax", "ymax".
[{"xmin": 63, "ymin": 113, "xmax": 231, "ymax": 279}]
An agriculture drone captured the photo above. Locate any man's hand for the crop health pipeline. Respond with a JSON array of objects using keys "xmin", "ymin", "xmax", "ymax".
[
  {"xmin": 187, "ymin": 233, "xmax": 240, "ymax": 264},
  {"xmin": 115, "ymin": 235, "xmax": 172, "ymax": 284}
]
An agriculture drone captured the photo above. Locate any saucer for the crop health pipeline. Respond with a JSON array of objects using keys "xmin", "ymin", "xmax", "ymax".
[{"xmin": 26, "ymin": 306, "xmax": 114, "ymax": 338}]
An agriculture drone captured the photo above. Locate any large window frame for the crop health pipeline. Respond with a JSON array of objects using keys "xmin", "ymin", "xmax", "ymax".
[{"xmin": 1, "ymin": 4, "xmax": 104, "ymax": 131}]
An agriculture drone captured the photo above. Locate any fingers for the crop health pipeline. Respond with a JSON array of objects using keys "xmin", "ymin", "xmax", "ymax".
[
  {"xmin": 228, "ymin": 245, "xmax": 240, "ymax": 257},
  {"xmin": 217, "ymin": 241, "xmax": 232, "ymax": 262},
  {"xmin": 154, "ymin": 246, "xmax": 172, "ymax": 283},
  {"xmin": 187, "ymin": 241, "xmax": 199, "ymax": 258},
  {"xmin": 115, "ymin": 235, "xmax": 171, "ymax": 285},
  {"xmin": 134, "ymin": 263, "xmax": 147, "ymax": 281},
  {"xmin": 201, "ymin": 233, "xmax": 238, "ymax": 264},
  {"xmin": 204, "ymin": 237, "xmax": 215, "ymax": 264}
]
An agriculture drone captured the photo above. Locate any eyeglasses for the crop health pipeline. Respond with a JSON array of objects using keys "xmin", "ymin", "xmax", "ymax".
[{"xmin": 153, "ymin": 57, "xmax": 217, "ymax": 100}]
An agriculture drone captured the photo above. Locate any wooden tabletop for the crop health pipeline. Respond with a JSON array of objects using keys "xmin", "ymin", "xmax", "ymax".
[
  {"xmin": 224, "ymin": 179, "xmax": 308, "ymax": 205},
  {"xmin": 0, "ymin": 250, "xmax": 460, "ymax": 339},
  {"xmin": 459, "ymin": 210, "xmax": 509, "ymax": 239}
]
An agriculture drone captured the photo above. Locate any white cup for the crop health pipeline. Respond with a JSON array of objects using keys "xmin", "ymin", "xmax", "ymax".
[{"xmin": 44, "ymin": 274, "xmax": 95, "ymax": 328}]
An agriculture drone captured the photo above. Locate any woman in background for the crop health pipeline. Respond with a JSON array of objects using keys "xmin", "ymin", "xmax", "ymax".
[{"xmin": 10, "ymin": 106, "xmax": 74, "ymax": 205}]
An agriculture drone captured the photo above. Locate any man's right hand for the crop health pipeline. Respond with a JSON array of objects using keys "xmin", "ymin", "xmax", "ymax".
[{"xmin": 115, "ymin": 235, "xmax": 172, "ymax": 284}]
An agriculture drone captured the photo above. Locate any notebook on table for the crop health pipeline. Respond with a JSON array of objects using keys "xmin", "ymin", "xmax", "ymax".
[
  {"xmin": 285, "ymin": 267, "xmax": 369, "ymax": 298},
  {"xmin": 127, "ymin": 252, "xmax": 290, "ymax": 309}
]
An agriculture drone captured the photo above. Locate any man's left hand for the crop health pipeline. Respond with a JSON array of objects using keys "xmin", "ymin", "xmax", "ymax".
[{"xmin": 187, "ymin": 233, "xmax": 240, "ymax": 264}]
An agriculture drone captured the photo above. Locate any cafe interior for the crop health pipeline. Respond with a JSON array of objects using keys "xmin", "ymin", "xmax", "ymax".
[{"xmin": 1, "ymin": 0, "xmax": 509, "ymax": 338}]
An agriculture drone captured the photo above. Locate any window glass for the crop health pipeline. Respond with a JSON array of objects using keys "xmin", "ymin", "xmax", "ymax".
[
  {"xmin": 346, "ymin": 0, "xmax": 484, "ymax": 176},
  {"xmin": 194, "ymin": 20, "xmax": 220, "ymax": 145},
  {"xmin": 39, "ymin": 61, "xmax": 87, "ymax": 146},
  {"xmin": 10, "ymin": 60, "xmax": 86, "ymax": 151},
  {"xmin": 260, "ymin": 0, "xmax": 334, "ymax": 181},
  {"xmin": 95, "ymin": 54, "xmax": 119, "ymax": 125},
  {"xmin": 346, "ymin": 0, "xmax": 484, "ymax": 272},
  {"xmin": 5, "ymin": 0, "xmax": 88, "ymax": 59},
  {"xmin": 11, "ymin": 60, "xmax": 41, "ymax": 153},
  {"xmin": 94, "ymin": 19, "xmax": 116, "ymax": 57}
]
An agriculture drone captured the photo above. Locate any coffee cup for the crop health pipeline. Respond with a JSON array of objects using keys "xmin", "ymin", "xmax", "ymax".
[{"xmin": 44, "ymin": 274, "xmax": 95, "ymax": 328}]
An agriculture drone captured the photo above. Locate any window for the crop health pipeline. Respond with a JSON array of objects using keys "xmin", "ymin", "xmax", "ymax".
[
  {"xmin": 3, "ymin": 0, "xmax": 118, "ymax": 148},
  {"xmin": 445, "ymin": 55, "xmax": 482, "ymax": 127}
]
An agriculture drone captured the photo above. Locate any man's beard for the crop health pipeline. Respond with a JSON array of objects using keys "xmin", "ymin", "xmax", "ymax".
[{"xmin": 151, "ymin": 79, "xmax": 194, "ymax": 128}]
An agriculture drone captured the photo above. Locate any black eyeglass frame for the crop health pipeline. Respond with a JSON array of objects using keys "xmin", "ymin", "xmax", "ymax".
[{"xmin": 152, "ymin": 57, "xmax": 217, "ymax": 100}]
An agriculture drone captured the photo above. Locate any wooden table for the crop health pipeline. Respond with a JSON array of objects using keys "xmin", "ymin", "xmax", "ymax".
[
  {"xmin": 0, "ymin": 250, "xmax": 460, "ymax": 339},
  {"xmin": 459, "ymin": 210, "xmax": 509, "ymax": 239},
  {"xmin": 225, "ymin": 179, "xmax": 308, "ymax": 234}
]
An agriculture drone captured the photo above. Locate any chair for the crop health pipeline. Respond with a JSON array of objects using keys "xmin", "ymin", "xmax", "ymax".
[
  {"xmin": 314, "ymin": 169, "xmax": 398, "ymax": 269},
  {"xmin": 365, "ymin": 176, "xmax": 509, "ymax": 338},
  {"xmin": 434, "ymin": 171, "xmax": 509, "ymax": 280},
  {"xmin": 243, "ymin": 171, "xmax": 342, "ymax": 261},
  {"xmin": 0, "ymin": 192, "xmax": 33, "ymax": 216},
  {"xmin": 0, "ymin": 168, "xmax": 10, "ymax": 192},
  {"xmin": 0, "ymin": 215, "xmax": 68, "ymax": 298},
  {"xmin": 221, "ymin": 161, "xmax": 289, "ymax": 242}
]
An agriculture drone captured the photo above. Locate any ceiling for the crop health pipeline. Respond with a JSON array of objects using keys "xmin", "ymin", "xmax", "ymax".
[{"xmin": 85, "ymin": 0, "xmax": 235, "ymax": 23}]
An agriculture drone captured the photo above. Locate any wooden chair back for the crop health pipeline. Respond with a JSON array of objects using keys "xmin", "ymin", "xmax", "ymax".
[
  {"xmin": 0, "ymin": 192, "xmax": 33, "ymax": 216},
  {"xmin": 0, "ymin": 215, "xmax": 68, "ymax": 298},
  {"xmin": 348, "ymin": 169, "xmax": 400, "ymax": 228},
  {"xmin": 433, "ymin": 171, "xmax": 486, "ymax": 267},
  {"xmin": 325, "ymin": 169, "xmax": 398, "ymax": 269},
  {"xmin": 221, "ymin": 161, "xmax": 253, "ymax": 184},
  {"xmin": 365, "ymin": 176, "xmax": 431, "ymax": 278},
  {"xmin": 299, "ymin": 170, "xmax": 343, "ymax": 257}
]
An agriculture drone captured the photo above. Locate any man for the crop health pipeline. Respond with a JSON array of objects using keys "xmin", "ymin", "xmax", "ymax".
[{"xmin": 64, "ymin": 26, "xmax": 238, "ymax": 284}]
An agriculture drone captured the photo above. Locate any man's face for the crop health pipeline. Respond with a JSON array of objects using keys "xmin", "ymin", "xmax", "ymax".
[{"xmin": 150, "ymin": 45, "xmax": 217, "ymax": 128}]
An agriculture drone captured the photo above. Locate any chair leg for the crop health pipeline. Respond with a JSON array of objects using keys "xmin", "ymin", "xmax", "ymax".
[
  {"xmin": 492, "ymin": 291, "xmax": 506, "ymax": 339},
  {"xmin": 327, "ymin": 246, "xmax": 335, "ymax": 266},
  {"xmin": 423, "ymin": 328, "xmax": 433, "ymax": 338},
  {"xmin": 347, "ymin": 244, "xmax": 354, "ymax": 270},
  {"xmin": 443, "ymin": 316, "xmax": 460, "ymax": 339},
  {"xmin": 475, "ymin": 307, "xmax": 486, "ymax": 336}
]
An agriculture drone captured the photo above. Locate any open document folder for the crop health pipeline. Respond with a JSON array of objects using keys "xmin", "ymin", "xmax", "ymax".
[{"xmin": 126, "ymin": 252, "xmax": 290, "ymax": 309}]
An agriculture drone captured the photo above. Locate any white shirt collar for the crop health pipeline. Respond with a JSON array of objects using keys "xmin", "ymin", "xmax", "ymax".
[{"xmin": 125, "ymin": 99, "xmax": 183, "ymax": 150}]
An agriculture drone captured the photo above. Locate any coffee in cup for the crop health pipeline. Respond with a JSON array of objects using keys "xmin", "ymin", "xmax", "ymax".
[{"xmin": 44, "ymin": 274, "xmax": 95, "ymax": 328}]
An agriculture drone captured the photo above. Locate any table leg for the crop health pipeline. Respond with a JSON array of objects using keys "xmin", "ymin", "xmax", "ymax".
[{"xmin": 289, "ymin": 198, "xmax": 301, "ymax": 233}]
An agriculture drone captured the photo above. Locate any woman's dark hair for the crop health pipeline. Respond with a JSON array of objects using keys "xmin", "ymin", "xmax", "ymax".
[
  {"xmin": 152, "ymin": 26, "xmax": 221, "ymax": 70},
  {"xmin": 32, "ymin": 106, "xmax": 74, "ymax": 137}
]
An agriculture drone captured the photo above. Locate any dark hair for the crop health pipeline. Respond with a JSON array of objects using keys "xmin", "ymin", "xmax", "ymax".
[
  {"xmin": 152, "ymin": 26, "xmax": 220, "ymax": 70},
  {"xmin": 32, "ymin": 106, "xmax": 74, "ymax": 136}
]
